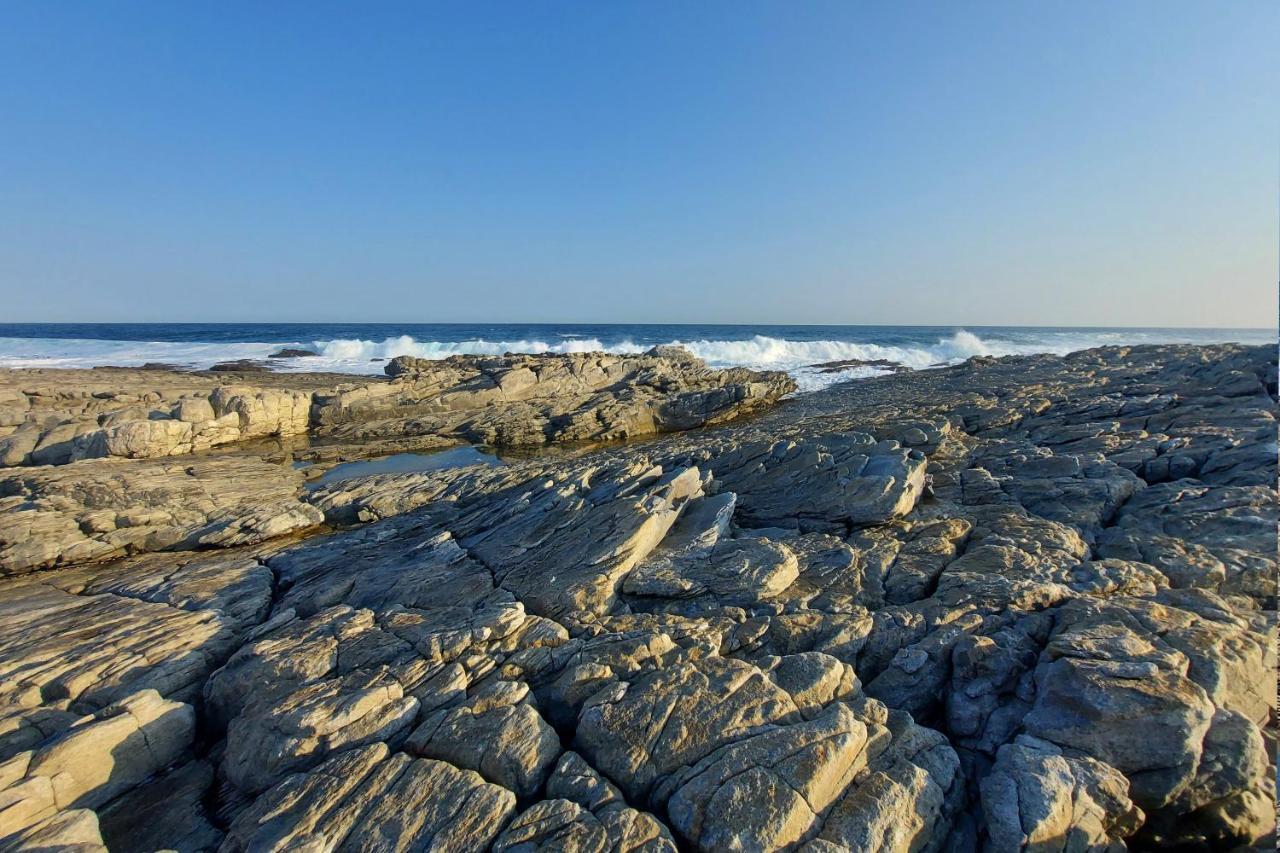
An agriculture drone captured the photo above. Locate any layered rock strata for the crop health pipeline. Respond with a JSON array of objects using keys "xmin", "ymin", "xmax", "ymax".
[
  {"xmin": 0, "ymin": 343, "xmax": 1273, "ymax": 852},
  {"xmin": 0, "ymin": 347, "xmax": 795, "ymax": 466}
]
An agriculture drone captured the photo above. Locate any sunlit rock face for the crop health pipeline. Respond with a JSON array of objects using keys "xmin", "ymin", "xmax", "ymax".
[{"xmin": 0, "ymin": 342, "xmax": 1274, "ymax": 851}]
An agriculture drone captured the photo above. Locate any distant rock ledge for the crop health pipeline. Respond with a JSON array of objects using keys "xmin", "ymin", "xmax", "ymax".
[{"xmin": 0, "ymin": 346, "xmax": 795, "ymax": 466}]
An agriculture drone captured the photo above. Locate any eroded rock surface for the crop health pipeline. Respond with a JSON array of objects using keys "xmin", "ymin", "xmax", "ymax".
[
  {"xmin": 319, "ymin": 347, "xmax": 796, "ymax": 447},
  {"xmin": 0, "ymin": 456, "xmax": 322, "ymax": 575},
  {"xmin": 0, "ymin": 343, "xmax": 1274, "ymax": 852},
  {"xmin": 0, "ymin": 347, "xmax": 793, "ymax": 467}
]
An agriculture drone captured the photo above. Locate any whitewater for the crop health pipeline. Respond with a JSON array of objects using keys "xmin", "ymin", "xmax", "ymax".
[{"xmin": 0, "ymin": 324, "xmax": 1272, "ymax": 393}]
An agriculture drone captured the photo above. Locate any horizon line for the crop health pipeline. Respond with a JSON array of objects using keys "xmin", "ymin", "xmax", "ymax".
[{"xmin": 0, "ymin": 320, "xmax": 1275, "ymax": 333}]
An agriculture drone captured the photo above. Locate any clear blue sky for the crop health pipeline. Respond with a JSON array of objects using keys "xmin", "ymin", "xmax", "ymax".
[{"xmin": 1, "ymin": 1, "xmax": 1275, "ymax": 326}]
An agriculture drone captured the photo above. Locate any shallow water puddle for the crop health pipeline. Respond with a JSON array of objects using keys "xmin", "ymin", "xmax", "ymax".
[{"xmin": 310, "ymin": 446, "xmax": 504, "ymax": 486}]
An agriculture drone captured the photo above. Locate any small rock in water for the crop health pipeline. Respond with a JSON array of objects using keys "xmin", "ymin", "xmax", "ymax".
[
  {"xmin": 808, "ymin": 357, "xmax": 912, "ymax": 374},
  {"xmin": 208, "ymin": 359, "xmax": 272, "ymax": 372}
]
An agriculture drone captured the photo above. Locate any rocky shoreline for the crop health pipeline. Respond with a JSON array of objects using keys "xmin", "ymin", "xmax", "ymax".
[
  {"xmin": 0, "ymin": 343, "xmax": 1274, "ymax": 851},
  {"xmin": 0, "ymin": 347, "xmax": 794, "ymax": 467}
]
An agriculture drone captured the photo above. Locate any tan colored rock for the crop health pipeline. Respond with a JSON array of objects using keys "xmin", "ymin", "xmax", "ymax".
[
  {"xmin": 221, "ymin": 744, "xmax": 516, "ymax": 852},
  {"xmin": 811, "ymin": 713, "xmax": 961, "ymax": 852},
  {"xmin": 574, "ymin": 656, "xmax": 803, "ymax": 804},
  {"xmin": 23, "ymin": 690, "xmax": 193, "ymax": 811},
  {"xmin": 980, "ymin": 735, "xmax": 1143, "ymax": 852},
  {"xmin": 0, "ymin": 342, "xmax": 1274, "ymax": 851},
  {"xmin": 316, "ymin": 347, "xmax": 795, "ymax": 448},
  {"xmin": 449, "ymin": 461, "xmax": 707, "ymax": 618},
  {"xmin": 542, "ymin": 751, "xmax": 677, "ymax": 850},
  {"xmin": 221, "ymin": 665, "xmax": 420, "ymax": 793},
  {"xmin": 624, "ymin": 535, "xmax": 800, "ymax": 606},
  {"xmin": 0, "ymin": 580, "xmax": 238, "ymax": 711},
  {"xmin": 0, "ymin": 350, "xmax": 792, "ymax": 468},
  {"xmin": 0, "ymin": 807, "xmax": 106, "ymax": 852},
  {"xmin": 0, "ymin": 455, "xmax": 321, "ymax": 575},
  {"xmin": 663, "ymin": 703, "xmax": 871, "ymax": 850}
]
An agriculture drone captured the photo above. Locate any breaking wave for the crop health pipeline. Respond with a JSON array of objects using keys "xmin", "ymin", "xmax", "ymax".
[
  {"xmin": 0, "ymin": 327, "xmax": 1271, "ymax": 393},
  {"xmin": 313, "ymin": 330, "xmax": 1001, "ymax": 367},
  {"xmin": 306, "ymin": 330, "xmax": 1048, "ymax": 390}
]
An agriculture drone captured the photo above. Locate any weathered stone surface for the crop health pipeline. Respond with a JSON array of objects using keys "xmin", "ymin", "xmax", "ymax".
[
  {"xmin": 0, "ymin": 579, "xmax": 239, "ymax": 711},
  {"xmin": 222, "ymin": 664, "xmax": 420, "ymax": 793},
  {"xmin": 623, "ymin": 536, "xmax": 799, "ymax": 605},
  {"xmin": 24, "ymin": 690, "xmax": 191, "ymax": 809},
  {"xmin": 1097, "ymin": 480, "xmax": 1277, "ymax": 599},
  {"xmin": 493, "ymin": 785, "xmax": 679, "ymax": 853},
  {"xmin": 306, "ymin": 458, "xmax": 530, "ymax": 525},
  {"xmin": 0, "ymin": 807, "xmax": 106, "ymax": 852},
  {"xmin": 0, "ymin": 342, "xmax": 1273, "ymax": 851},
  {"xmin": 0, "ymin": 368, "xmax": 339, "ymax": 467},
  {"xmin": 220, "ymin": 743, "xmax": 516, "ymax": 852},
  {"xmin": 575, "ymin": 655, "xmax": 803, "ymax": 803},
  {"xmin": 0, "ymin": 349, "xmax": 792, "ymax": 467},
  {"xmin": 0, "ymin": 690, "xmax": 192, "ymax": 843},
  {"xmin": 0, "ymin": 455, "xmax": 321, "ymax": 575},
  {"xmin": 318, "ymin": 347, "xmax": 795, "ymax": 447},
  {"xmin": 663, "ymin": 703, "xmax": 869, "ymax": 850},
  {"xmin": 451, "ymin": 461, "xmax": 707, "ymax": 618},
  {"xmin": 702, "ymin": 434, "xmax": 929, "ymax": 530},
  {"xmin": 1023, "ymin": 640, "xmax": 1215, "ymax": 810},
  {"xmin": 569, "ymin": 642, "xmax": 962, "ymax": 850},
  {"xmin": 46, "ymin": 549, "xmax": 275, "ymax": 634},
  {"xmin": 539, "ymin": 750, "xmax": 677, "ymax": 850},
  {"xmin": 807, "ymin": 708, "xmax": 963, "ymax": 852},
  {"xmin": 980, "ymin": 734, "xmax": 1143, "ymax": 852},
  {"xmin": 98, "ymin": 760, "xmax": 222, "ymax": 853},
  {"xmin": 405, "ymin": 679, "xmax": 561, "ymax": 799}
]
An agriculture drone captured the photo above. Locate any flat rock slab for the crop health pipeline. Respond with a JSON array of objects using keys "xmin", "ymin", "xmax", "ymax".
[
  {"xmin": 0, "ymin": 455, "xmax": 322, "ymax": 576},
  {"xmin": 670, "ymin": 433, "xmax": 929, "ymax": 532}
]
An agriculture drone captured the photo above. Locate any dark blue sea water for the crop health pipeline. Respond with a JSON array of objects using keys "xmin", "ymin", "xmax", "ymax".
[{"xmin": 0, "ymin": 323, "xmax": 1272, "ymax": 392}]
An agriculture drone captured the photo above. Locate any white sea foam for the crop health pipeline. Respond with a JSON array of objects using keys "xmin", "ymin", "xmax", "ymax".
[
  {"xmin": 307, "ymin": 330, "xmax": 1002, "ymax": 369},
  {"xmin": 314, "ymin": 335, "xmax": 618, "ymax": 361},
  {"xmin": 0, "ymin": 328, "xmax": 1271, "ymax": 393}
]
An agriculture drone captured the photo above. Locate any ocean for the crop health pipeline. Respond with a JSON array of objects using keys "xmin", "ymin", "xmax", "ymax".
[{"xmin": 0, "ymin": 323, "xmax": 1273, "ymax": 393}]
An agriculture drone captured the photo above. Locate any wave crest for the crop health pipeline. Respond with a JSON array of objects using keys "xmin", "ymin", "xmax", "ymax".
[
  {"xmin": 312, "ymin": 330, "xmax": 1003, "ymax": 371},
  {"xmin": 1, "ymin": 327, "xmax": 1267, "ymax": 392},
  {"xmin": 315, "ymin": 335, "xmax": 618, "ymax": 361}
]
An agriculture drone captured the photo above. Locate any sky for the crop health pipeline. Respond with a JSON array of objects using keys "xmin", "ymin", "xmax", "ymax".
[{"xmin": 0, "ymin": 1, "xmax": 1275, "ymax": 327}]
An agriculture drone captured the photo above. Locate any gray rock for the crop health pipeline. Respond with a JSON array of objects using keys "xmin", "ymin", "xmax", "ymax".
[
  {"xmin": 980, "ymin": 734, "xmax": 1143, "ymax": 852},
  {"xmin": 98, "ymin": 760, "xmax": 222, "ymax": 853},
  {"xmin": 405, "ymin": 680, "xmax": 561, "ymax": 799},
  {"xmin": 1023, "ymin": 656, "xmax": 1215, "ymax": 810},
  {"xmin": 708, "ymin": 434, "xmax": 928, "ymax": 530},
  {"xmin": 663, "ymin": 703, "xmax": 871, "ymax": 850},
  {"xmin": 0, "ymin": 342, "xmax": 1274, "ymax": 851},
  {"xmin": 623, "ymin": 537, "xmax": 799, "ymax": 605},
  {"xmin": 221, "ymin": 665, "xmax": 420, "ymax": 793}
]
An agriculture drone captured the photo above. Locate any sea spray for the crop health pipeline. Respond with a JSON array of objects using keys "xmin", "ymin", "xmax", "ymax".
[{"xmin": 0, "ymin": 325, "xmax": 1271, "ymax": 392}]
